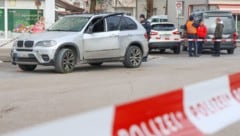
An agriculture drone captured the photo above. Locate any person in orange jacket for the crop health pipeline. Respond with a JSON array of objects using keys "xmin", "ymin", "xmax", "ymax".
[
  {"xmin": 186, "ymin": 15, "xmax": 198, "ymax": 57},
  {"xmin": 197, "ymin": 19, "xmax": 207, "ymax": 56}
]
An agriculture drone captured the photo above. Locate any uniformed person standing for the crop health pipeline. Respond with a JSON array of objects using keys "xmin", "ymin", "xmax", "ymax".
[
  {"xmin": 213, "ymin": 17, "xmax": 224, "ymax": 57},
  {"xmin": 139, "ymin": 14, "xmax": 151, "ymax": 41},
  {"xmin": 186, "ymin": 16, "xmax": 198, "ymax": 57}
]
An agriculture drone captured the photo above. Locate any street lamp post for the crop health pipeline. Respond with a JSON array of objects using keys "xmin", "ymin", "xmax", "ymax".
[{"xmin": 206, "ymin": 0, "xmax": 209, "ymax": 10}]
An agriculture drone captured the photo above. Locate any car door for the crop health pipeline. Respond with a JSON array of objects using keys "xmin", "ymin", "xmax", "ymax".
[{"xmin": 83, "ymin": 15, "xmax": 121, "ymax": 59}]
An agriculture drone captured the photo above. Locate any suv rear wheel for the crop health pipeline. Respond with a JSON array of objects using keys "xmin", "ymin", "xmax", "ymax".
[
  {"xmin": 173, "ymin": 46, "xmax": 181, "ymax": 54},
  {"xmin": 123, "ymin": 46, "xmax": 143, "ymax": 68},
  {"xmin": 18, "ymin": 64, "xmax": 37, "ymax": 71},
  {"xmin": 227, "ymin": 49, "xmax": 234, "ymax": 54},
  {"xmin": 55, "ymin": 48, "xmax": 76, "ymax": 73}
]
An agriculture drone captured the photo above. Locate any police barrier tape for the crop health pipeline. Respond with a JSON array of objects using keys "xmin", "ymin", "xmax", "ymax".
[{"xmin": 5, "ymin": 73, "xmax": 240, "ymax": 136}]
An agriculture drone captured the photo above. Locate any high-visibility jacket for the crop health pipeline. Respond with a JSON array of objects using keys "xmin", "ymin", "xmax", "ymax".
[
  {"xmin": 197, "ymin": 24, "xmax": 207, "ymax": 38},
  {"xmin": 186, "ymin": 20, "xmax": 197, "ymax": 34}
]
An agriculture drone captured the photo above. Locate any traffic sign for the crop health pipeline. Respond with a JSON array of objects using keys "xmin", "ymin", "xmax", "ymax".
[{"xmin": 176, "ymin": 1, "xmax": 182, "ymax": 10}]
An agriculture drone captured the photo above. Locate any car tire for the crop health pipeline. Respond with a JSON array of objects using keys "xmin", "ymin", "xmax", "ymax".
[
  {"xmin": 123, "ymin": 46, "xmax": 143, "ymax": 68},
  {"xmin": 89, "ymin": 62, "xmax": 103, "ymax": 66},
  {"xmin": 173, "ymin": 46, "xmax": 181, "ymax": 54},
  {"xmin": 55, "ymin": 48, "xmax": 76, "ymax": 73},
  {"xmin": 18, "ymin": 64, "xmax": 37, "ymax": 71},
  {"xmin": 227, "ymin": 49, "xmax": 234, "ymax": 54},
  {"xmin": 160, "ymin": 49, "xmax": 165, "ymax": 53}
]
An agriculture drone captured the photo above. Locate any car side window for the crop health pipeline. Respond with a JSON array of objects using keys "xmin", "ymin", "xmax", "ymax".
[
  {"xmin": 106, "ymin": 16, "xmax": 121, "ymax": 31},
  {"xmin": 85, "ymin": 17, "xmax": 105, "ymax": 33},
  {"xmin": 120, "ymin": 17, "xmax": 137, "ymax": 31}
]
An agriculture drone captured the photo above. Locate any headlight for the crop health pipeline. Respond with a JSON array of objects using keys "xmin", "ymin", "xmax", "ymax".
[{"xmin": 35, "ymin": 40, "xmax": 57, "ymax": 47}]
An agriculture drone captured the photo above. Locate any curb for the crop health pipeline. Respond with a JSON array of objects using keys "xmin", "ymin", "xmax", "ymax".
[
  {"xmin": 5, "ymin": 72, "xmax": 240, "ymax": 136},
  {"xmin": 0, "ymin": 48, "xmax": 11, "ymax": 62}
]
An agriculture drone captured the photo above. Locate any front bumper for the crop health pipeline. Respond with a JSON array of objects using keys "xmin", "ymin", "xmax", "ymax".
[{"xmin": 11, "ymin": 47, "xmax": 56, "ymax": 66}]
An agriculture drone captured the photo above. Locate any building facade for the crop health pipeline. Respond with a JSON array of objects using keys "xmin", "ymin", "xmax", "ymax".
[
  {"xmin": 0, "ymin": 0, "xmax": 55, "ymax": 40},
  {"xmin": 168, "ymin": 0, "xmax": 240, "ymax": 32},
  {"xmin": 99, "ymin": 0, "xmax": 166, "ymax": 19}
]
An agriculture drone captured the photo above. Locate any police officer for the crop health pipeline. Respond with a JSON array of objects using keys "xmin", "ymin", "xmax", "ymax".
[
  {"xmin": 139, "ymin": 14, "xmax": 151, "ymax": 40},
  {"xmin": 186, "ymin": 15, "xmax": 198, "ymax": 57},
  {"xmin": 213, "ymin": 17, "xmax": 224, "ymax": 57}
]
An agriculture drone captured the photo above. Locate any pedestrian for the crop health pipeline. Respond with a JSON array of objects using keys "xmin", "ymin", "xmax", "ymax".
[
  {"xmin": 139, "ymin": 14, "xmax": 151, "ymax": 41},
  {"xmin": 213, "ymin": 17, "xmax": 224, "ymax": 57},
  {"xmin": 197, "ymin": 19, "xmax": 208, "ymax": 56},
  {"xmin": 32, "ymin": 16, "xmax": 45, "ymax": 33},
  {"xmin": 186, "ymin": 15, "xmax": 198, "ymax": 57}
]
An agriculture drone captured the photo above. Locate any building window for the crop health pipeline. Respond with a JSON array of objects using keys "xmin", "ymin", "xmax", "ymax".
[
  {"xmin": 8, "ymin": 9, "xmax": 43, "ymax": 33},
  {"xmin": 0, "ymin": 9, "xmax": 4, "ymax": 38}
]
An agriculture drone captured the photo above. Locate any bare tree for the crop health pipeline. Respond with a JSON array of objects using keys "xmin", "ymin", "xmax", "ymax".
[
  {"xmin": 35, "ymin": 0, "xmax": 41, "ymax": 20},
  {"xmin": 89, "ymin": 0, "xmax": 96, "ymax": 13},
  {"xmin": 146, "ymin": 0, "xmax": 153, "ymax": 18}
]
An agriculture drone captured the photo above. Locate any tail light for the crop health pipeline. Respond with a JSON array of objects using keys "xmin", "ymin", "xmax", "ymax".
[
  {"xmin": 150, "ymin": 31, "xmax": 158, "ymax": 35},
  {"xmin": 173, "ymin": 31, "xmax": 180, "ymax": 35},
  {"xmin": 144, "ymin": 33, "xmax": 149, "ymax": 40},
  {"xmin": 233, "ymin": 32, "xmax": 238, "ymax": 40}
]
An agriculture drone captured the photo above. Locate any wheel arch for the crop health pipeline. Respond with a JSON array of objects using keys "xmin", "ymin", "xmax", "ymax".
[
  {"xmin": 54, "ymin": 43, "xmax": 80, "ymax": 63},
  {"xmin": 125, "ymin": 41, "xmax": 144, "ymax": 56}
]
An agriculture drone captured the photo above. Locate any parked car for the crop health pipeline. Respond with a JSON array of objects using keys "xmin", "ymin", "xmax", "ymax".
[
  {"xmin": 182, "ymin": 10, "xmax": 238, "ymax": 54},
  {"xmin": 148, "ymin": 22, "xmax": 182, "ymax": 54},
  {"xmin": 148, "ymin": 15, "xmax": 168, "ymax": 24},
  {"xmin": 11, "ymin": 13, "xmax": 149, "ymax": 73}
]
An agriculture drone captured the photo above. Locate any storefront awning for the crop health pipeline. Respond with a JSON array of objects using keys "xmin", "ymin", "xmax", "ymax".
[
  {"xmin": 218, "ymin": 5, "xmax": 240, "ymax": 14},
  {"xmin": 56, "ymin": 0, "xmax": 84, "ymax": 12}
]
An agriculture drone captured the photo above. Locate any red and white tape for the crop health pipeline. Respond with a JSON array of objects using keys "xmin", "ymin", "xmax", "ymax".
[
  {"xmin": 182, "ymin": 38, "xmax": 239, "ymax": 42},
  {"xmin": 5, "ymin": 73, "xmax": 240, "ymax": 136}
]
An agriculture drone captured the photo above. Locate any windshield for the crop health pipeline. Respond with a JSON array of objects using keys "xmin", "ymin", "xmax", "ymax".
[
  {"xmin": 151, "ymin": 24, "xmax": 175, "ymax": 31},
  {"xmin": 151, "ymin": 18, "xmax": 168, "ymax": 23},
  {"xmin": 48, "ymin": 16, "xmax": 90, "ymax": 32},
  {"xmin": 203, "ymin": 16, "xmax": 235, "ymax": 34}
]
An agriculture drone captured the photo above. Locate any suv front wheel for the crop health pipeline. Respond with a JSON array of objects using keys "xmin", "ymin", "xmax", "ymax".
[
  {"xmin": 123, "ymin": 46, "xmax": 143, "ymax": 68},
  {"xmin": 55, "ymin": 48, "xmax": 76, "ymax": 73},
  {"xmin": 18, "ymin": 64, "xmax": 37, "ymax": 71}
]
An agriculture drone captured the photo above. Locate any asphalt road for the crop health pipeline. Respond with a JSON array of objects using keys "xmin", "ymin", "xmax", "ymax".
[{"xmin": 0, "ymin": 48, "xmax": 240, "ymax": 135}]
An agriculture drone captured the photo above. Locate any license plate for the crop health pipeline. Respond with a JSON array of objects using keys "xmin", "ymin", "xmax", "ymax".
[{"xmin": 17, "ymin": 53, "xmax": 29, "ymax": 58}]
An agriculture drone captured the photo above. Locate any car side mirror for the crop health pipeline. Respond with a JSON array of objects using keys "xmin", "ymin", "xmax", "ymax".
[{"xmin": 86, "ymin": 25, "xmax": 94, "ymax": 34}]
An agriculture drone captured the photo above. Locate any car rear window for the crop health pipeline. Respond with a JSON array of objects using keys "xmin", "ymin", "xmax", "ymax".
[
  {"xmin": 203, "ymin": 16, "xmax": 235, "ymax": 34},
  {"xmin": 151, "ymin": 24, "xmax": 175, "ymax": 31},
  {"xmin": 152, "ymin": 18, "xmax": 168, "ymax": 23}
]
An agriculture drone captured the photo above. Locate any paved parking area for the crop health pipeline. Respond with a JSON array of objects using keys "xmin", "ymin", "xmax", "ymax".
[{"xmin": 0, "ymin": 48, "xmax": 240, "ymax": 135}]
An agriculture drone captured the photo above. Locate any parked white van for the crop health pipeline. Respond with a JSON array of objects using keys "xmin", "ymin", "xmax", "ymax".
[{"xmin": 148, "ymin": 15, "xmax": 168, "ymax": 24}]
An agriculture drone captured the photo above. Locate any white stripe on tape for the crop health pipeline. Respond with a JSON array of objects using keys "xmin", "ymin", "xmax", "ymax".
[
  {"xmin": 184, "ymin": 76, "xmax": 240, "ymax": 134},
  {"xmin": 6, "ymin": 107, "xmax": 114, "ymax": 136}
]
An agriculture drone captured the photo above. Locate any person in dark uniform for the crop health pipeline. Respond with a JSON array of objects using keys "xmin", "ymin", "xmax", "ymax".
[
  {"xmin": 213, "ymin": 17, "xmax": 224, "ymax": 57},
  {"xmin": 139, "ymin": 14, "xmax": 151, "ymax": 40}
]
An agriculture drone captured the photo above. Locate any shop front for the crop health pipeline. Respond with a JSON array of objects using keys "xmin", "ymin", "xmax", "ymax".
[{"xmin": 0, "ymin": 0, "xmax": 55, "ymax": 41}]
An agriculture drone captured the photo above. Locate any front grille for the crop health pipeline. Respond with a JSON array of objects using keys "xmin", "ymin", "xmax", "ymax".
[
  {"xmin": 17, "ymin": 41, "xmax": 24, "ymax": 47},
  {"xmin": 24, "ymin": 41, "xmax": 34, "ymax": 48}
]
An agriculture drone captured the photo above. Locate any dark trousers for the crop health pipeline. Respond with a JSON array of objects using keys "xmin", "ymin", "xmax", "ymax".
[
  {"xmin": 187, "ymin": 34, "xmax": 197, "ymax": 56},
  {"xmin": 213, "ymin": 38, "xmax": 221, "ymax": 55},
  {"xmin": 197, "ymin": 38, "xmax": 204, "ymax": 54}
]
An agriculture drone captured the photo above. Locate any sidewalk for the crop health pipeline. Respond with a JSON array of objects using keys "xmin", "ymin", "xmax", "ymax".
[{"xmin": 0, "ymin": 41, "xmax": 13, "ymax": 62}]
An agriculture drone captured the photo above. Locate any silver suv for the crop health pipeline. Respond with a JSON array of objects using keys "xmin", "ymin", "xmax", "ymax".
[{"xmin": 11, "ymin": 13, "xmax": 148, "ymax": 73}]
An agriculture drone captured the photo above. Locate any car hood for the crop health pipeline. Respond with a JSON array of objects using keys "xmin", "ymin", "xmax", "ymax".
[{"xmin": 19, "ymin": 31, "xmax": 80, "ymax": 41}]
